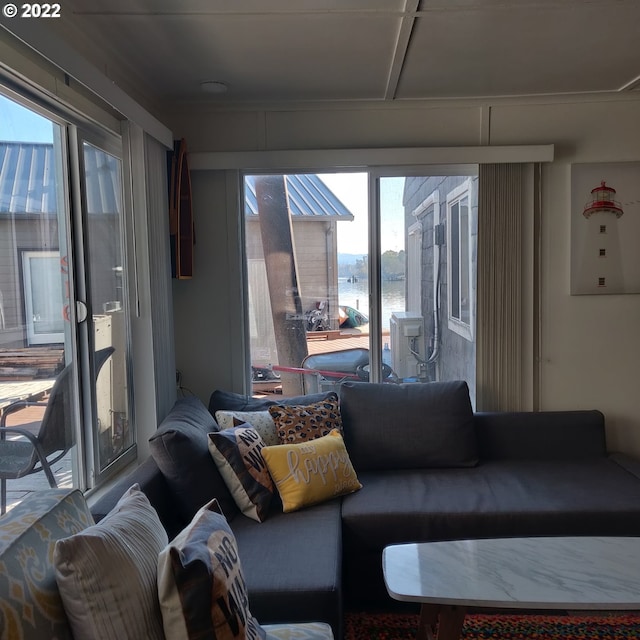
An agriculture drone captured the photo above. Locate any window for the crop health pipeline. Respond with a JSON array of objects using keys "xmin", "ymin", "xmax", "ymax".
[
  {"xmin": 243, "ymin": 169, "xmax": 477, "ymax": 401},
  {"xmin": 0, "ymin": 89, "xmax": 135, "ymax": 511},
  {"xmin": 446, "ymin": 179, "xmax": 474, "ymax": 341},
  {"xmin": 21, "ymin": 251, "xmax": 65, "ymax": 345}
]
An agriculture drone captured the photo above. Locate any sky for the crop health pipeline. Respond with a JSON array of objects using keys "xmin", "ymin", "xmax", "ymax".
[
  {"xmin": 0, "ymin": 94, "xmax": 54, "ymax": 143},
  {"xmin": 319, "ymin": 172, "xmax": 406, "ymax": 255}
]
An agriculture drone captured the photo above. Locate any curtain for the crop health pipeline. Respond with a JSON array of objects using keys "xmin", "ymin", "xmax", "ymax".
[{"xmin": 476, "ymin": 163, "xmax": 525, "ymax": 411}]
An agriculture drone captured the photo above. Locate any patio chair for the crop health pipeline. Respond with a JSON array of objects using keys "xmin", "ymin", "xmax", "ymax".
[{"xmin": 0, "ymin": 346, "xmax": 115, "ymax": 514}]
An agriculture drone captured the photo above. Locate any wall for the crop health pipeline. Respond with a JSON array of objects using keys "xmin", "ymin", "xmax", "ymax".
[
  {"xmin": 168, "ymin": 93, "xmax": 640, "ymax": 455},
  {"xmin": 402, "ymin": 175, "xmax": 478, "ymax": 400}
]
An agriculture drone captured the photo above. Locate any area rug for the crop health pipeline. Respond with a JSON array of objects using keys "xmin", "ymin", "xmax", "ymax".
[{"xmin": 345, "ymin": 611, "xmax": 640, "ymax": 640}]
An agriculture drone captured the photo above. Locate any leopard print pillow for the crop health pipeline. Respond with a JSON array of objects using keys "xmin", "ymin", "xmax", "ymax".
[{"xmin": 268, "ymin": 394, "xmax": 342, "ymax": 444}]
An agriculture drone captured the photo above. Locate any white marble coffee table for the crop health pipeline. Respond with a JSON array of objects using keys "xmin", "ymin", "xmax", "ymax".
[{"xmin": 383, "ymin": 537, "xmax": 640, "ymax": 640}]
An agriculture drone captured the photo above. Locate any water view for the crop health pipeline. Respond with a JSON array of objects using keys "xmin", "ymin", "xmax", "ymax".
[{"xmin": 338, "ymin": 277, "xmax": 406, "ymax": 330}]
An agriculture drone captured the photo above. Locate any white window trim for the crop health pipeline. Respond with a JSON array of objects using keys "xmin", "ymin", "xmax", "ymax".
[{"xmin": 446, "ymin": 179, "xmax": 474, "ymax": 341}]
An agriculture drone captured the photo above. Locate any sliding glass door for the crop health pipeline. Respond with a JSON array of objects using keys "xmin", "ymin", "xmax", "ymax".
[
  {"xmin": 76, "ymin": 135, "xmax": 133, "ymax": 477},
  {"xmin": 242, "ymin": 167, "xmax": 478, "ymax": 402},
  {"xmin": 0, "ymin": 89, "xmax": 135, "ymax": 509}
]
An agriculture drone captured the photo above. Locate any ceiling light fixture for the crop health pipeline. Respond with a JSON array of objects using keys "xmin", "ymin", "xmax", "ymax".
[{"xmin": 200, "ymin": 80, "xmax": 228, "ymax": 94}]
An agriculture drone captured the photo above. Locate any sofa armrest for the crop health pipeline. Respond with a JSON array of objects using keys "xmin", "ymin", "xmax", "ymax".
[
  {"xmin": 609, "ymin": 452, "xmax": 640, "ymax": 479},
  {"xmin": 475, "ymin": 410, "xmax": 607, "ymax": 460},
  {"xmin": 90, "ymin": 456, "xmax": 186, "ymax": 539}
]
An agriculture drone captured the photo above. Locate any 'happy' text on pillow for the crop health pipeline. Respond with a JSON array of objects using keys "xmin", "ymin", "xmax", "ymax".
[{"xmin": 279, "ymin": 443, "xmax": 354, "ymax": 488}]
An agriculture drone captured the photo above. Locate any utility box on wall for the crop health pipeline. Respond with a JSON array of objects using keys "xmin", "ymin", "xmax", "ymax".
[{"xmin": 390, "ymin": 312, "xmax": 425, "ymax": 381}]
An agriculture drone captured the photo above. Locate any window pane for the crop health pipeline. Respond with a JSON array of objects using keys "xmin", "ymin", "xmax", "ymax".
[
  {"xmin": 0, "ymin": 93, "xmax": 77, "ymax": 511},
  {"xmin": 82, "ymin": 142, "xmax": 132, "ymax": 471},
  {"xmin": 22, "ymin": 251, "xmax": 65, "ymax": 341},
  {"xmin": 244, "ymin": 173, "xmax": 368, "ymax": 397}
]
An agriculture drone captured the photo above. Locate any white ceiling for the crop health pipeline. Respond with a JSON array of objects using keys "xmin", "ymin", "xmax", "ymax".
[{"xmin": 7, "ymin": 0, "xmax": 640, "ymax": 108}]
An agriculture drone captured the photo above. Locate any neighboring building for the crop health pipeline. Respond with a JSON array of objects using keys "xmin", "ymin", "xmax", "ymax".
[
  {"xmin": 402, "ymin": 175, "xmax": 478, "ymax": 400},
  {"xmin": 0, "ymin": 141, "xmax": 122, "ymax": 350},
  {"xmin": 244, "ymin": 174, "xmax": 353, "ymax": 367}
]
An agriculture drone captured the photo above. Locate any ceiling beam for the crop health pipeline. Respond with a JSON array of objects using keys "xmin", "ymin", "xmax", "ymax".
[{"xmin": 385, "ymin": 0, "xmax": 420, "ymax": 100}]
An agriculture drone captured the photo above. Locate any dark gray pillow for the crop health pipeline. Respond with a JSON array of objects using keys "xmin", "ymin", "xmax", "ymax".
[
  {"xmin": 340, "ymin": 380, "xmax": 478, "ymax": 471},
  {"xmin": 208, "ymin": 389, "xmax": 336, "ymax": 416},
  {"xmin": 149, "ymin": 396, "xmax": 239, "ymax": 523}
]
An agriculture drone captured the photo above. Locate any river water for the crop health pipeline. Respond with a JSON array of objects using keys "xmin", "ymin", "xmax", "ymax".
[{"xmin": 338, "ymin": 277, "xmax": 406, "ymax": 330}]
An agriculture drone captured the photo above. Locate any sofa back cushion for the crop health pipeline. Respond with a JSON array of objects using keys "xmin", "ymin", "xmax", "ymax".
[
  {"xmin": 150, "ymin": 396, "xmax": 239, "ymax": 523},
  {"xmin": 0, "ymin": 489, "xmax": 93, "ymax": 640},
  {"xmin": 209, "ymin": 389, "xmax": 336, "ymax": 416},
  {"xmin": 340, "ymin": 380, "xmax": 478, "ymax": 471},
  {"xmin": 475, "ymin": 410, "xmax": 607, "ymax": 460}
]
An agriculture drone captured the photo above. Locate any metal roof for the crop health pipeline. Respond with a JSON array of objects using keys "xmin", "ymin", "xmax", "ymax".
[
  {"xmin": 0, "ymin": 141, "xmax": 122, "ymax": 215},
  {"xmin": 1, "ymin": 143, "xmax": 354, "ymax": 221},
  {"xmin": 0, "ymin": 142, "xmax": 57, "ymax": 214},
  {"xmin": 245, "ymin": 174, "xmax": 354, "ymax": 220}
]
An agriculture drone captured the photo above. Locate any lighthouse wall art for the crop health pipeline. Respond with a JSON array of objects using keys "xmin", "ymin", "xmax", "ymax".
[{"xmin": 571, "ymin": 162, "xmax": 640, "ymax": 295}]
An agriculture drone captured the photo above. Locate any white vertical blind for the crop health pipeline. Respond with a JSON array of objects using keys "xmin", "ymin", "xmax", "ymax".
[{"xmin": 476, "ymin": 164, "xmax": 524, "ymax": 411}]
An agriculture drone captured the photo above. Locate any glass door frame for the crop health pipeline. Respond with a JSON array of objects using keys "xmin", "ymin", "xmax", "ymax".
[
  {"xmin": 69, "ymin": 124, "xmax": 137, "ymax": 488},
  {"xmin": 239, "ymin": 163, "xmax": 478, "ymax": 390}
]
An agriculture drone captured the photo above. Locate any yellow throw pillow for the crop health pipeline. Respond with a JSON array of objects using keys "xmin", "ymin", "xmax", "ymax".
[{"xmin": 261, "ymin": 429, "xmax": 362, "ymax": 513}]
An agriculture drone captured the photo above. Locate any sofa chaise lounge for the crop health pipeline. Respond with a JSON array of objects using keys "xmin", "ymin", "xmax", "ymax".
[
  {"xmin": 5, "ymin": 379, "xmax": 640, "ymax": 639},
  {"xmin": 90, "ymin": 380, "xmax": 640, "ymax": 636}
]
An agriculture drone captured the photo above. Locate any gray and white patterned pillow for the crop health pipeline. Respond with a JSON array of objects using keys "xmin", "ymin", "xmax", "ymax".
[{"xmin": 215, "ymin": 409, "xmax": 279, "ymax": 445}]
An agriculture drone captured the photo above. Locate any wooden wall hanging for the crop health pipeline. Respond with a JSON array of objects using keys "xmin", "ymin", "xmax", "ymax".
[{"xmin": 168, "ymin": 138, "xmax": 194, "ymax": 279}]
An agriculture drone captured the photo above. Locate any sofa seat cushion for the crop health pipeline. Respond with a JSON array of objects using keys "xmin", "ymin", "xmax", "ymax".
[
  {"xmin": 0, "ymin": 489, "xmax": 93, "ymax": 640},
  {"xmin": 339, "ymin": 380, "xmax": 477, "ymax": 471},
  {"xmin": 341, "ymin": 458, "xmax": 640, "ymax": 552},
  {"xmin": 230, "ymin": 499, "xmax": 342, "ymax": 637}
]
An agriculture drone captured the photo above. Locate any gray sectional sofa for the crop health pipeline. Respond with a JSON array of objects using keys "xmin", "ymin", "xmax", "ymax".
[{"xmin": 91, "ymin": 380, "xmax": 640, "ymax": 638}]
